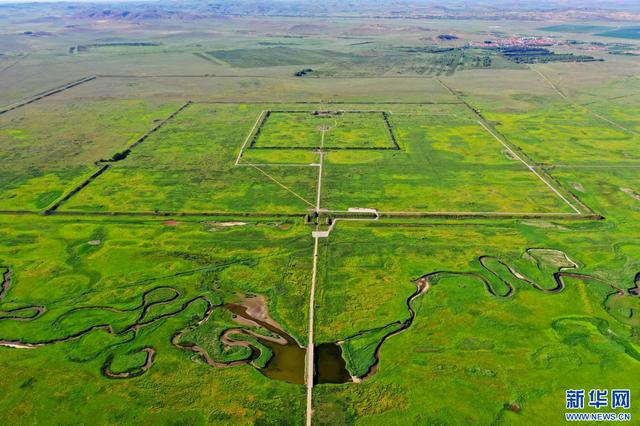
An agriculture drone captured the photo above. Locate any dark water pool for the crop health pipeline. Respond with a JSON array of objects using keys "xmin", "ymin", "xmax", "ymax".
[{"xmin": 224, "ymin": 304, "xmax": 351, "ymax": 385}]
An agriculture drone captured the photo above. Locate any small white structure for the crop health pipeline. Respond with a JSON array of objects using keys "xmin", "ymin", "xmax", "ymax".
[{"xmin": 347, "ymin": 208, "xmax": 378, "ymax": 214}]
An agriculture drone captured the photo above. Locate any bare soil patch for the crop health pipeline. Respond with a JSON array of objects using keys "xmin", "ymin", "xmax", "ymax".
[
  {"xmin": 572, "ymin": 182, "xmax": 585, "ymax": 192},
  {"xmin": 520, "ymin": 220, "xmax": 567, "ymax": 230},
  {"xmin": 621, "ymin": 187, "xmax": 640, "ymax": 201}
]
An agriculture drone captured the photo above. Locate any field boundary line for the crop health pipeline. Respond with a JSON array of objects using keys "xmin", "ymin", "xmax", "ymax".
[
  {"xmin": 192, "ymin": 52, "xmax": 230, "ymax": 67},
  {"xmin": 124, "ymin": 102, "xmax": 192, "ymax": 152},
  {"xmin": 267, "ymin": 109, "xmax": 388, "ymax": 113},
  {"xmin": 382, "ymin": 111, "xmax": 401, "ymax": 149},
  {"xmin": 0, "ymin": 211, "xmax": 41, "ymax": 216},
  {"xmin": 95, "ymin": 73, "xmax": 456, "ymax": 80},
  {"xmin": 534, "ymin": 169, "xmax": 596, "ymax": 214},
  {"xmin": 44, "ymin": 102, "xmax": 193, "ymax": 213},
  {"xmin": 322, "ymin": 211, "xmax": 380, "ymax": 236},
  {"xmin": 546, "ymin": 164, "xmax": 640, "ymax": 169},
  {"xmin": 0, "ymin": 75, "xmax": 96, "ymax": 115},
  {"xmin": 246, "ymin": 163, "xmax": 315, "ymax": 208},
  {"xmin": 44, "ymin": 165, "xmax": 110, "ymax": 214},
  {"xmin": 436, "ymin": 78, "xmax": 588, "ymax": 215},
  {"xmin": 389, "ymin": 112, "xmax": 476, "ymax": 122},
  {"xmin": 0, "ymin": 210, "xmax": 605, "ymax": 221},
  {"xmin": 45, "ymin": 210, "xmax": 303, "ymax": 218},
  {"xmin": 194, "ymin": 101, "xmax": 464, "ymax": 105},
  {"xmin": 532, "ymin": 68, "xmax": 638, "ymax": 136},
  {"xmin": 249, "ymin": 146, "xmax": 399, "ymax": 151},
  {"xmin": 100, "ymin": 101, "xmax": 193, "ymax": 164},
  {"xmin": 476, "ymin": 120, "xmax": 581, "ymax": 214},
  {"xmin": 236, "ymin": 163, "xmax": 317, "ymax": 167},
  {"xmin": 96, "ymin": 74, "xmax": 270, "ymax": 78},
  {"xmin": 235, "ymin": 110, "xmax": 267, "ymax": 165},
  {"xmin": 0, "ymin": 53, "xmax": 27, "ymax": 74},
  {"xmin": 323, "ymin": 209, "xmax": 602, "ymax": 220},
  {"xmin": 435, "ymin": 77, "xmax": 457, "ymax": 97},
  {"xmin": 380, "ymin": 210, "xmax": 581, "ymax": 216}
]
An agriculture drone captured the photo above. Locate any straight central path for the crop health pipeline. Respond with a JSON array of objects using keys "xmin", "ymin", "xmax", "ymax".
[
  {"xmin": 307, "ymin": 128, "xmax": 326, "ymax": 426},
  {"xmin": 315, "ymin": 151, "xmax": 324, "ymax": 212},
  {"xmin": 315, "ymin": 127, "xmax": 326, "ymax": 211},
  {"xmin": 306, "ymin": 235, "xmax": 320, "ymax": 426}
]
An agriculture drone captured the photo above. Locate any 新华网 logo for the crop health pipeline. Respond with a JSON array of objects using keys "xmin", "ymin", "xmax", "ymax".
[{"xmin": 565, "ymin": 389, "xmax": 631, "ymax": 422}]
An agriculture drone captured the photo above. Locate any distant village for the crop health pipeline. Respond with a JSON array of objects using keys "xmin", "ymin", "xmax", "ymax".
[{"xmin": 469, "ymin": 36, "xmax": 560, "ymax": 48}]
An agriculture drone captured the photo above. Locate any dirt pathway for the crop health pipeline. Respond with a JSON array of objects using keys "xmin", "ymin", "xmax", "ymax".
[
  {"xmin": 235, "ymin": 110, "xmax": 267, "ymax": 165},
  {"xmin": 533, "ymin": 68, "xmax": 638, "ymax": 136},
  {"xmin": 475, "ymin": 119, "xmax": 582, "ymax": 214},
  {"xmin": 315, "ymin": 151, "xmax": 324, "ymax": 213},
  {"xmin": 247, "ymin": 162, "xmax": 315, "ymax": 208},
  {"xmin": 306, "ymin": 235, "xmax": 320, "ymax": 426},
  {"xmin": 307, "ymin": 126, "xmax": 327, "ymax": 425}
]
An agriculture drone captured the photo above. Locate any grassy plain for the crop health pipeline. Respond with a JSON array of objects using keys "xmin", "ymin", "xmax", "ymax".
[
  {"xmin": 0, "ymin": 9, "xmax": 639, "ymax": 426},
  {"xmin": 0, "ymin": 98, "xmax": 179, "ymax": 210},
  {"xmin": 0, "ymin": 216, "xmax": 311, "ymax": 424},
  {"xmin": 254, "ymin": 111, "xmax": 393, "ymax": 149},
  {"xmin": 51, "ymin": 75, "xmax": 456, "ymax": 103},
  {"xmin": 322, "ymin": 109, "xmax": 575, "ymax": 213},
  {"xmin": 484, "ymin": 102, "xmax": 640, "ymax": 165},
  {"xmin": 207, "ymin": 47, "xmax": 345, "ymax": 68},
  {"xmin": 57, "ymin": 100, "xmax": 577, "ymax": 215},
  {"xmin": 323, "ymin": 112, "xmax": 394, "ymax": 149},
  {"xmin": 254, "ymin": 111, "xmax": 327, "ymax": 149},
  {"xmin": 314, "ymin": 218, "xmax": 640, "ymax": 424},
  {"xmin": 61, "ymin": 103, "xmax": 319, "ymax": 214}
]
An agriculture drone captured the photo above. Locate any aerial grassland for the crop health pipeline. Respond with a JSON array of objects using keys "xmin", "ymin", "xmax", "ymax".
[
  {"xmin": 0, "ymin": 98, "xmax": 180, "ymax": 210},
  {"xmin": 57, "ymin": 101, "xmax": 577, "ymax": 215},
  {"xmin": 551, "ymin": 168, "xmax": 640, "ymax": 221},
  {"xmin": 60, "ymin": 103, "xmax": 320, "ymax": 214},
  {"xmin": 0, "ymin": 12, "xmax": 639, "ymax": 426},
  {"xmin": 0, "ymin": 216, "xmax": 311, "ymax": 424},
  {"xmin": 314, "ymin": 218, "xmax": 640, "ymax": 424},
  {"xmin": 322, "ymin": 109, "xmax": 575, "ymax": 213},
  {"xmin": 484, "ymin": 102, "xmax": 640, "ymax": 165},
  {"xmin": 254, "ymin": 111, "xmax": 393, "ymax": 149},
  {"xmin": 50, "ymin": 75, "xmax": 457, "ymax": 104},
  {"xmin": 206, "ymin": 47, "xmax": 346, "ymax": 68}
]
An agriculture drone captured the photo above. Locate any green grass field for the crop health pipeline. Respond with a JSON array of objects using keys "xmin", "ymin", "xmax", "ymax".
[
  {"xmin": 0, "ymin": 8, "xmax": 639, "ymax": 425},
  {"xmin": 253, "ymin": 111, "xmax": 395, "ymax": 149},
  {"xmin": 60, "ymin": 104, "xmax": 319, "ymax": 214},
  {"xmin": 0, "ymin": 215, "xmax": 311, "ymax": 423},
  {"xmin": 206, "ymin": 47, "xmax": 344, "ymax": 68},
  {"xmin": 314, "ymin": 218, "xmax": 639, "ymax": 423},
  {"xmin": 49, "ymin": 100, "xmax": 580, "ymax": 215},
  {"xmin": 0, "ymin": 99, "xmax": 180, "ymax": 210},
  {"xmin": 485, "ymin": 103, "xmax": 640, "ymax": 166},
  {"xmin": 321, "ymin": 109, "xmax": 576, "ymax": 213}
]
